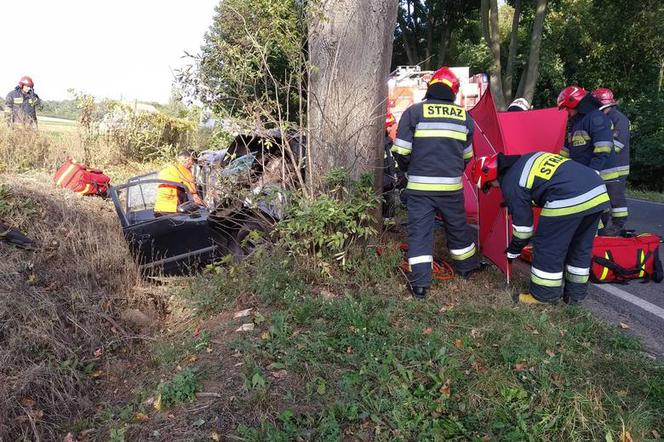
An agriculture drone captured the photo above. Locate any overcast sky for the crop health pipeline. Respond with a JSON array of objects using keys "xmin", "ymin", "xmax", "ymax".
[{"xmin": 0, "ymin": 0, "xmax": 218, "ymax": 103}]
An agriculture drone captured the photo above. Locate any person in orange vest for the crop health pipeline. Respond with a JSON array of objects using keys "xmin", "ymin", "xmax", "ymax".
[{"xmin": 154, "ymin": 150, "xmax": 205, "ymax": 214}]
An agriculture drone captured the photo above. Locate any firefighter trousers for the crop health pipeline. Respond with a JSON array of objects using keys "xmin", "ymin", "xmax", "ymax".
[
  {"xmin": 406, "ymin": 191, "xmax": 478, "ymax": 287},
  {"xmin": 601, "ymin": 177, "xmax": 628, "ymax": 230},
  {"xmin": 530, "ymin": 211, "xmax": 602, "ymax": 303}
]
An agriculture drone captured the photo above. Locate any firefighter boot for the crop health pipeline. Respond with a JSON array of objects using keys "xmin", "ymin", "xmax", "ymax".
[
  {"xmin": 517, "ymin": 293, "xmax": 547, "ymax": 305},
  {"xmin": 410, "ymin": 286, "xmax": 427, "ymax": 300}
]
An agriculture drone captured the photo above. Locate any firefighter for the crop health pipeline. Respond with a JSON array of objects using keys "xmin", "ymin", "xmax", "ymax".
[
  {"xmin": 5, "ymin": 76, "xmax": 41, "ymax": 126},
  {"xmin": 472, "ymin": 152, "xmax": 610, "ymax": 305},
  {"xmin": 507, "ymin": 97, "xmax": 530, "ymax": 112},
  {"xmin": 592, "ymin": 88, "xmax": 630, "ymax": 235},
  {"xmin": 154, "ymin": 150, "xmax": 205, "ymax": 214},
  {"xmin": 391, "ymin": 67, "xmax": 479, "ymax": 299},
  {"xmin": 557, "ymin": 86, "xmax": 617, "ymax": 183}
]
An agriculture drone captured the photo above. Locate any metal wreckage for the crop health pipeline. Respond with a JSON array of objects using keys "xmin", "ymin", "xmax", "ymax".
[{"xmin": 109, "ymin": 130, "xmax": 305, "ymax": 275}]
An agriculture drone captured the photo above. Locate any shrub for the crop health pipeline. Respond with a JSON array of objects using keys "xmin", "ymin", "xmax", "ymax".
[
  {"xmin": 276, "ymin": 169, "xmax": 379, "ymax": 268},
  {"xmin": 622, "ymin": 95, "xmax": 664, "ymax": 191}
]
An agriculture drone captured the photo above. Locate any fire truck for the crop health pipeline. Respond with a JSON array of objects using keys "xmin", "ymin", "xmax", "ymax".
[{"xmin": 387, "ymin": 66, "xmax": 488, "ymax": 137}]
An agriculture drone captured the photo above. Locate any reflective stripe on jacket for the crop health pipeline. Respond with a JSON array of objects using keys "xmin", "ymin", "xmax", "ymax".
[
  {"xmin": 561, "ymin": 107, "xmax": 616, "ymax": 181},
  {"xmin": 501, "ymin": 152, "xmax": 610, "ymax": 226},
  {"xmin": 391, "ymin": 99, "xmax": 474, "ymax": 194},
  {"xmin": 606, "ymin": 107, "xmax": 630, "ymax": 175},
  {"xmin": 5, "ymin": 87, "xmax": 40, "ymax": 124}
]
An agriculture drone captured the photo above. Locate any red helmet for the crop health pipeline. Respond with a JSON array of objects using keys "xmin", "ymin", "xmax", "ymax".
[
  {"xmin": 472, "ymin": 155, "xmax": 499, "ymax": 189},
  {"xmin": 18, "ymin": 76, "xmax": 34, "ymax": 88},
  {"xmin": 592, "ymin": 88, "xmax": 616, "ymax": 108},
  {"xmin": 429, "ymin": 67, "xmax": 460, "ymax": 94},
  {"xmin": 557, "ymin": 86, "xmax": 587, "ymax": 110},
  {"xmin": 385, "ymin": 112, "xmax": 396, "ymax": 129}
]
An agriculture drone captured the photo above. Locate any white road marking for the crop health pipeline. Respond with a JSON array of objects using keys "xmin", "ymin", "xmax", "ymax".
[
  {"xmin": 593, "ymin": 283, "xmax": 664, "ymax": 321},
  {"xmin": 627, "ymin": 197, "xmax": 664, "ymax": 207}
]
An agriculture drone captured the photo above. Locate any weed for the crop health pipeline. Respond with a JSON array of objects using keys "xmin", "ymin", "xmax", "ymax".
[{"xmin": 156, "ymin": 367, "xmax": 200, "ymax": 409}]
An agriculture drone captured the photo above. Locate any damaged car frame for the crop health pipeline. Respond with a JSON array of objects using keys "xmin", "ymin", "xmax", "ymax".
[{"xmin": 110, "ymin": 130, "xmax": 305, "ymax": 276}]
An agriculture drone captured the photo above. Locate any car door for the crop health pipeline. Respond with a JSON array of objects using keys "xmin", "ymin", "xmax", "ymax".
[{"xmin": 110, "ymin": 177, "xmax": 228, "ymax": 275}]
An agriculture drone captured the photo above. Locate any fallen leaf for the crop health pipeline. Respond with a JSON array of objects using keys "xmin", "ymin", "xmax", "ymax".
[
  {"xmin": 559, "ymin": 329, "xmax": 567, "ymax": 337},
  {"xmin": 546, "ymin": 350, "xmax": 556, "ymax": 357},
  {"xmin": 346, "ymin": 346, "xmax": 353, "ymax": 354},
  {"xmin": 210, "ymin": 432, "xmax": 221, "ymax": 441},
  {"xmin": 270, "ymin": 370, "xmax": 288, "ymax": 379},
  {"xmin": 482, "ymin": 436, "xmax": 491, "ymax": 442},
  {"xmin": 154, "ymin": 394, "xmax": 162, "ymax": 411},
  {"xmin": 423, "ymin": 327, "xmax": 433, "ymax": 335},
  {"xmin": 91, "ymin": 370, "xmax": 104, "ymax": 378},
  {"xmin": 652, "ymin": 430, "xmax": 661, "ymax": 439},
  {"xmin": 94, "ymin": 348, "xmax": 103, "ymax": 358},
  {"xmin": 619, "ymin": 322, "xmax": 631, "ymax": 330},
  {"xmin": 515, "ymin": 362, "xmax": 528, "ymax": 372},
  {"xmin": 620, "ymin": 430, "xmax": 633, "ymax": 442},
  {"xmin": 187, "ymin": 355, "xmax": 198, "ymax": 363},
  {"xmin": 439, "ymin": 379, "xmax": 451, "ymax": 398},
  {"xmin": 206, "ymin": 347, "xmax": 213, "ymax": 353},
  {"xmin": 20, "ymin": 397, "xmax": 35, "ymax": 407},
  {"xmin": 235, "ymin": 323, "xmax": 254, "ymax": 332},
  {"xmin": 134, "ymin": 412, "xmax": 149, "ymax": 422},
  {"xmin": 454, "ymin": 339, "xmax": 465, "ymax": 349},
  {"xmin": 261, "ymin": 331, "xmax": 270, "ymax": 340},
  {"xmin": 551, "ymin": 373, "xmax": 562, "ymax": 383},
  {"xmin": 233, "ymin": 308, "xmax": 253, "ymax": 318},
  {"xmin": 470, "ymin": 329, "xmax": 481, "ymax": 339},
  {"xmin": 616, "ymin": 390, "xmax": 629, "ymax": 398},
  {"xmin": 63, "ymin": 433, "xmax": 75, "ymax": 442}
]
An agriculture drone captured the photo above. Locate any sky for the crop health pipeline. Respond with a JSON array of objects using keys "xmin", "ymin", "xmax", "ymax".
[{"xmin": 0, "ymin": 0, "xmax": 219, "ymax": 103}]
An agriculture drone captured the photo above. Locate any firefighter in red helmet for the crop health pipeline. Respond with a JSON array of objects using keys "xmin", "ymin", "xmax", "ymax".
[
  {"xmin": 390, "ymin": 67, "xmax": 479, "ymax": 299},
  {"xmin": 5, "ymin": 76, "xmax": 41, "ymax": 126},
  {"xmin": 472, "ymin": 152, "xmax": 609, "ymax": 305},
  {"xmin": 591, "ymin": 87, "xmax": 630, "ymax": 235}
]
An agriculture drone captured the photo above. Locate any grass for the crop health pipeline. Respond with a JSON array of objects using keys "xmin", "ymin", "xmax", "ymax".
[
  {"xmin": 626, "ymin": 187, "xmax": 664, "ymax": 203},
  {"xmin": 166, "ymin": 246, "xmax": 664, "ymax": 441},
  {"xmin": 37, "ymin": 115, "xmax": 77, "ymax": 135}
]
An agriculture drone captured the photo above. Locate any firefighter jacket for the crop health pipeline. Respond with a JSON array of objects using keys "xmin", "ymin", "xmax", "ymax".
[
  {"xmin": 606, "ymin": 107, "xmax": 630, "ymax": 178},
  {"xmin": 391, "ymin": 98, "xmax": 474, "ymax": 194},
  {"xmin": 154, "ymin": 164, "xmax": 197, "ymax": 213},
  {"xmin": 560, "ymin": 96, "xmax": 616, "ymax": 181},
  {"xmin": 499, "ymin": 152, "xmax": 610, "ymax": 257},
  {"xmin": 5, "ymin": 87, "xmax": 41, "ymax": 124}
]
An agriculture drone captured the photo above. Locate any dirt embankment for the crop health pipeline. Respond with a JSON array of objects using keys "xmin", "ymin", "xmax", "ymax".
[{"xmin": 0, "ymin": 174, "xmax": 154, "ymax": 440}]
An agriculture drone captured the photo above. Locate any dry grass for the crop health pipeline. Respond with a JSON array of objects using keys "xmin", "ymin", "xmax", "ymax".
[{"xmin": 0, "ymin": 174, "xmax": 146, "ymax": 439}]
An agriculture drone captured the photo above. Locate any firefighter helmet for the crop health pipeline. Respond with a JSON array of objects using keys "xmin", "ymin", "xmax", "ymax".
[
  {"xmin": 429, "ymin": 67, "xmax": 460, "ymax": 94},
  {"xmin": 385, "ymin": 112, "xmax": 396, "ymax": 129},
  {"xmin": 557, "ymin": 86, "xmax": 587, "ymax": 110},
  {"xmin": 592, "ymin": 88, "xmax": 617, "ymax": 109},
  {"xmin": 18, "ymin": 76, "xmax": 34, "ymax": 88},
  {"xmin": 471, "ymin": 154, "xmax": 499, "ymax": 190}
]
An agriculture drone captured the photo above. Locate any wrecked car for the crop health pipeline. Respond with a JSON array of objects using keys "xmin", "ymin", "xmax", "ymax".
[{"xmin": 110, "ymin": 130, "xmax": 305, "ymax": 275}]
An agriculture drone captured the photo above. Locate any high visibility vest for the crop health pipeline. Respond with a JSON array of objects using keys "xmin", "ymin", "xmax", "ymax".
[{"xmin": 154, "ymin": 164, "xmax": 196, "ymax": 213}]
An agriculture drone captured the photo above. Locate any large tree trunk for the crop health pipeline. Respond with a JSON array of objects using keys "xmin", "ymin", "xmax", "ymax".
[
  {"xmin": 504, "ymin": 0, "xmax": 521, "ymax": 103},
  {"xmin": 520, "ymin": 0, "xmax": 548, "ymax": 103},
  {"xmin": 308, "ymin": 0, "xmax": 399, "ymax": 183},
  {"xmin": 438, "ymin": 18, "xmax": 453, "ymax": 66},
  {"xmin": 481, "ymin": 0, "xmax": 507, "ymax": 109}
]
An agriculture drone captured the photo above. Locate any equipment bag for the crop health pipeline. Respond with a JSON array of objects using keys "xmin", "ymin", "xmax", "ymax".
[
  {"xmin": 590, "ymin": 233, "xmax": 663, "ymax": 283},
  {"xmin": 53, "ymin": 159, "xmax": 110, "ymax": 196}
]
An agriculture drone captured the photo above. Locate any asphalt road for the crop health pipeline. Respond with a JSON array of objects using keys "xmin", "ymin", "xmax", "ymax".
[{"xmin": 585, "ymin": 197, "xmax": 664, "ymax": 357}]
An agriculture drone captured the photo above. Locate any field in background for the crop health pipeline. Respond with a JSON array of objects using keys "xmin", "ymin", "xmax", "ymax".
[{"xmin": 37, "ymin": 115, "xmax": 77, "ymax": 135}]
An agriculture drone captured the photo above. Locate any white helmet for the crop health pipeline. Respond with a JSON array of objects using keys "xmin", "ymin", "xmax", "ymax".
[{"xmin": 507, "ymin": 97, "xmax": 530, "ymax": 112}]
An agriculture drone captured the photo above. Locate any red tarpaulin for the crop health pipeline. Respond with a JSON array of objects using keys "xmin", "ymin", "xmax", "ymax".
[{"xmin": 463, "ymin": 89, "xmax": 568, "ymax": 282}]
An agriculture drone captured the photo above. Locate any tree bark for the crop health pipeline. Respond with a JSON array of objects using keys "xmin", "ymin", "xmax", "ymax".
[
  {"xmin": 481, "ymin": 0, "xmax": 507, "ymax": 109},
  {"xmin": 658, "ymin": 58, "xmax": 664, "ymax": 95},
  {"xmin": 504, "ymin": 0, "xmax": 521, "ymax": 103},
  {"xmin": 521, "ymin": 0, "xmax": 548, "ymax": 103},
  {"xmin": 438, "ymin": 17, "xmax": 453, "ymax": 66},
  {"xmin": 308, "ymin": 0, "xmax": 399, "ymax": 182}
]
